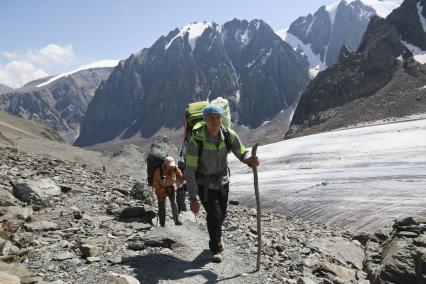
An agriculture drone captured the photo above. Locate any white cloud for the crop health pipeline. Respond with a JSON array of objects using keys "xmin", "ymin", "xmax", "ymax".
[
  {"xmin": 0, "ymin": 43, "xmax": 76, "ymax": 88},
  {"xmin": 0, "ymin": 61, "xmax": 49, "ymax": 88},
  {"xmin": 26, "ymin": 44, "xmax": 75, "ymax": 67}
]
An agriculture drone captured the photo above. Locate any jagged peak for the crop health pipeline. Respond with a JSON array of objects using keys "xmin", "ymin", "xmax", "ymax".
[{"xmin": 164, "ymin": 21, "xmax": 219, "ymax": 51}]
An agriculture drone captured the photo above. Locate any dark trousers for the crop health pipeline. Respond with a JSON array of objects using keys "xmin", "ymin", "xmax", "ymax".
[
  {"xmin": 158, "ymin": 188, "xmax": 179, "ymax": 226},
  {"xmin": 177, "ymin": 185, "xmax": 187, "ymax": 213},
  {"xmin": 198, "ymin": 184, "xmax": 229, "ymax": 254}
]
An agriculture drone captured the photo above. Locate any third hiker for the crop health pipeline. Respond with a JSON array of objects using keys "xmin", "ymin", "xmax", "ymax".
[
  {"xmin": 153, "ymin": 156, "xmax": 184, "ymax": 227},
  {"xmin": 186, "ymin": 104, "xmax": 260, "ymax": 263}
]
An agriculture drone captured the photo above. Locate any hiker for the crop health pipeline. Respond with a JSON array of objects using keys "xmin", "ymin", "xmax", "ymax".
[
  {"xmin": 186, "ymin": 104, "xmax": 260, "ymax": 263},
  {"xmin": 176, "ymin": 160, "xmax": 188, "ymax": 213},
  {"xmin": 152, "ymin": 156, "xmax": 184, "ymax": 226}
]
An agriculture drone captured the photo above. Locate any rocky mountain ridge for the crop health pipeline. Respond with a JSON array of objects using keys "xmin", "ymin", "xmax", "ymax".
[
  {"xmin": 0, "ymin": 62, "xmax": 117, "ymax": 143},
  {"xmin": 75, "ymin": 19, "xmax": 310, "ymax": 147},
  {"xmin": 286, "ymin": 0, "xmax": 426, "ymax": 139}
]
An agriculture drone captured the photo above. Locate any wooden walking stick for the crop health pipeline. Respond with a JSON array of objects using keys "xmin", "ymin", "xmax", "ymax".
[{"xmin": 251, "ymin": 143, "xmax": 261, "ymax": 271}]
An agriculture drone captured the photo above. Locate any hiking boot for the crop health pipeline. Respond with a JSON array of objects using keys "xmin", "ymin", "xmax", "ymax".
[
  {"xmin": 175, "ymin": 220, "xmax": 183, "ymax": 226},
  {"xmin": 211, "ymin": 252, "xmax": 223, "ymax": 263}
]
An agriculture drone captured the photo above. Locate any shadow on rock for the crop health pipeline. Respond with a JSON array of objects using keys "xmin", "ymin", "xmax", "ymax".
[{"xmin": 124, "ymin": 249, "xmax": 218, "ymax": 283}]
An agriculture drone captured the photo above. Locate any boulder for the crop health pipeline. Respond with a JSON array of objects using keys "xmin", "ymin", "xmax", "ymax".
[
  {"xmin": 0, "ymin": 206, "xmax": 33, "ymax": 221},
  {"xmin": 130, "ymin": 183, "xmax": 155, "ymax": 206},
  {"xmin": 0, "ymin": 261, "xmax": 36, "ymax": 284},
  {"xmin": 0, "ymin": 189, "xmax": 21, "ymax": 207},
  {"xmin": 23, "ymin": 221, "xmax": 58, "ymax": 232},
  {"xmin": 364, "ymin": 217, "xmax": 426, "ymax": 284},
  {"xmin": 119, "ymin": 207, "xmax": 156, "ymax": 225},
  {"xmin": 12, "ymin": 178, "xmax": 61, "ymax": 208},
  {"xmin": 80, "ymin": 244, "xmax": 102, "ymax": 258}
]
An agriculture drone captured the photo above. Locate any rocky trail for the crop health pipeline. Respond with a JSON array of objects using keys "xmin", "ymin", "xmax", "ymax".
[{"xmin": 0, "ymin": 140, "xmax": 425, "ymax": 283}]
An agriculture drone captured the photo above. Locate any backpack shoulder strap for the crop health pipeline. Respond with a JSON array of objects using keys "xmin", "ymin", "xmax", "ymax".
[
  {"xmin": 196, "ymin": 139, "xmax": 203, "ymax": 159},
  {"xmin": 222, "ymin": 127, "xmax": 232, "ymax": 153}
]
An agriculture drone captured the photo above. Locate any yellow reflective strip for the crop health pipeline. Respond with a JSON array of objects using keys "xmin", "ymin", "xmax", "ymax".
[{"xmin": 236, "ymin": 145, "xmax": 247, "ymax": 155}]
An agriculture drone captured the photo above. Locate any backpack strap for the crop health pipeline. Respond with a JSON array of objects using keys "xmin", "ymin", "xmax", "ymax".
[
  {"xmin": 196, "ymin": 139, "xmax": 203, "ymax": 159},
  {"xmin": 195, "ymin": 128, "xmax": 231, "ymax": 159},
  {"xmin": 222, "ymin": 127, "xmax": 232, "ymax": 153}
]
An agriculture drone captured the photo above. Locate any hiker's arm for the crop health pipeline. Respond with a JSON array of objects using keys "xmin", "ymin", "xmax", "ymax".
[
  {"xmin": 230, "ymin": 131, "xmax": 251, "ymax": 166},
  {"xmin": 185, "ymin": 139, "xmax": 199, "ymax": 199}
]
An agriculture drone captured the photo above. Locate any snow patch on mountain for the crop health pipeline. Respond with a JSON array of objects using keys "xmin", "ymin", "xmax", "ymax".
[
  {"xmin": 417, "ymin": 2, "xmax": 426, "ymax": 32},
  {"xmin": 165, "ymin": 21, "xmax": 214, "ymax": 51},
  {"xmin": 326, "ymin": 1, "xmax": 341, "ymax": 25},
  {"xmin": 355, "ymin": 0, "xmax": 401, "ymax": 18},
  {"xmin": 401, "ymin": 40, "xmax": 426, "ymax": 64},
  {"xmin": 276, "ymin": 29, "xmax": 327, "ymax": 78},
  {"xmin": 37, "ymin": 60, "xmax": 119, "ymax": 88}
]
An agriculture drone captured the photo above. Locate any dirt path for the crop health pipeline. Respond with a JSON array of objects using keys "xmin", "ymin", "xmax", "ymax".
[{"xmin": 128, "ymin": 212, "xmax": 267, "ymax": 284}]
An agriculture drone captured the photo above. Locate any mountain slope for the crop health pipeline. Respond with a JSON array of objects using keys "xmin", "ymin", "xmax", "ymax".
[
  {"xmin": 0, "ymin": 109, "xmax": 63, "ymax": 144},
  {"xmin": 0, "ymin": 60, "xmax": 118, "ymax": 143},
  {"xmin": 277, "ymin": 0, "xmax": 402, "ymax": 75},
  {"xmin": 75, "ymin": 19, "xmax": 310, "ymax": 147},
  {"xmin": 0, "ymin": 83, "xmax": 12, "ymax": 94},
  {"xmin": 286, "ymin": 0, "xmax": 426, "ymax": 139}
]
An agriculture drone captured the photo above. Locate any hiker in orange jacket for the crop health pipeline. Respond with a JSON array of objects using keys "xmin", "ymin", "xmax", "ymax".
[{"xmin": 152, "ymin": 156, "xmax": 184, "ymax": 226}]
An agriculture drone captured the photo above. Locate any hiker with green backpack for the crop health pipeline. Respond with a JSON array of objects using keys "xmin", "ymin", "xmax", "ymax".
[{"xmin": 185, "ymin": 103, "xmax": 260, "ymax": 263}]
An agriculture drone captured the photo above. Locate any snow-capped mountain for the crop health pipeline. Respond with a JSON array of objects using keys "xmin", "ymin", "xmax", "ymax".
[
  {"xmin": 277, "ymin": 0, "xmax": 402, "ymax": 77},
  {"xmin": 36, "ymin": 60, "xmax": 119, "ymax": 88},
  {"xmin": 0, "ymin": 60, "xmax": 119, "ymax": 143},
  {"xmin": 286, "ymin": 0, "xmax": 426, "ymax": 139},
  {"xmin": 75, "ymin": 19, "xmax": 310, "ymax": 147},
  {"xmin": 387, "ymin": 0, "xmax": 426, "ymax": 63}
]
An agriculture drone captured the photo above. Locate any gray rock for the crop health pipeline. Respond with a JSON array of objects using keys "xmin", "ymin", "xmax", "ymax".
[
  {"xmin": 309, "ymin": 237, "xmax": 364, "ymax": 269},
  {"xmin": 107, "ymin": 256, "xmax": 123, "ymax": 265},
  {"xmin": 1, "ymin": 239, "xmax": 19, "ymax": 256},
  {"xmin": 297, "ymin": 277, "xmax": 316, "ymax": 284},
  {"xmin": 80, "ymin": 244, "xmax": 101, "ymax": 258},
  {"xmin": 23, "ymin": 221, "xmax": 58, "ymax": 232},
  {"xmin": 127, "ymin": 242, "xmax": 146, "ymax": 251},
  {"xmin": 0, "ymin": 206, "xmax": 33, "ymax": 221},
  {"xmin": 52, "ymin": 252, "xmax": 76, "ymax": 261},
  {"xmin": 86, "ymin": 256, "xmax": 101, "ymax": 263},
  {"xmin": 274, "ymin": 245, "xmax": 284, "ymax": 253},
  {"xmin": 0, "ymin": 261, "xmax": 36, "ymax": 283},
  {"xmin": 12, "ymin": 178, "xmax": 61, "ymax": 208},
  {"xmin": 130, "ymin": 223, "xmax": 152, "ymax": 231},
  {"xmin": 300, "ymin": 248, "xmax": 311, "ymax": 254},
  {"xmin": 129, "ymin": 183, "xmax": 155, "ymax": 206},
  {"xmin": 103, "ymin": 273, "xmax": 140, "ymax": 284},
  {"xmin": 0, "ymin": 189, "xmax": 20, "ymax": 207},
  {"xmin": 364, "ymin": 217, "xmax": 426, "ymax": 284},
  {"xmin": 314, "ymin": 261, "xmax": 356, "ymax": 282},
  {"xmin": 137, "ymin": 231, "xmax": 177, "ymax": 249},
  {"xmin": 119, "ymin": 207, "xmax": 156, "ymax": 225}
]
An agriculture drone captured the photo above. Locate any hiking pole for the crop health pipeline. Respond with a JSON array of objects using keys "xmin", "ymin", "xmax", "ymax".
[{"xmin": 251, "ymin": 143, "xmax": 261, "ymax": 271}]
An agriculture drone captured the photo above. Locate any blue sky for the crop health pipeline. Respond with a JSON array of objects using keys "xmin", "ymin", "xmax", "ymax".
[{"xmin": 0, "ymin": 0, "xmax": 339, "ymax": 87}]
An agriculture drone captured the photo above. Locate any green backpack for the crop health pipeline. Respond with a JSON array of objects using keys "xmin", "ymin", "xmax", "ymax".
[
  {"xmin": 181, "ymin": 100, "xmax": 232, "ymax": 159},
  {"xmin": 184, "ymin": 101, "xmax": 209, "ymax": 141}
]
